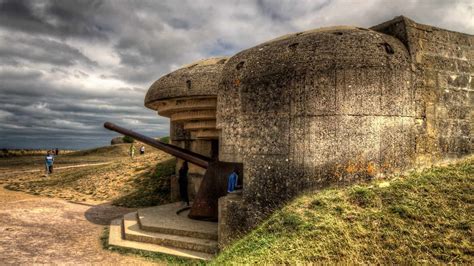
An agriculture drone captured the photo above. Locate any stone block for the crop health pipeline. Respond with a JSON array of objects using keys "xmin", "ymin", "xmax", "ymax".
[
  {"xmin": 420, "ymin": 69, "xmax": 438, "ymax": 88},
  {"xmin": 408, "ymin": 26, "xmax": 451, "ymax": 44},
  {"xmin": 447, "ymin": 31, "xmax": 473, "ymax": 47},
  {"xmin": 418, "ymin": 39, "xmax": 466, "ymax": 59},
  {"xmin": 442, "ymin": 73, "xmax": 471, "ymax": 89},
  {"xmin": 218, "ymin": 194, "xmax": 247, "ymax": 249},
  {"xmin": 420, "ymin": 54, "xmax": 458, "ymax": 72}
]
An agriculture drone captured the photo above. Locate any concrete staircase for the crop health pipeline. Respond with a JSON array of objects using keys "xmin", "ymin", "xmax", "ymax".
[{"xmin": 108, "ymin": 202, "xmax": 218, "ymax": 261}]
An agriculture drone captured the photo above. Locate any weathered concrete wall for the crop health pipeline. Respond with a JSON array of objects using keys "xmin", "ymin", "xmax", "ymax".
[
  {"xmin": 217, "ymin": 192, "xmax": 247, "ymax": 248},
  {"xmin": 217, "ymin": 26, "xmax": 418, "ymax": 228},
  {"xmin": 372, "ymin": 16, "xmax": 473, "ymax": 164},
  {"xmin": 216, "ymin": 18, "xmax": 472, "ymax": 247}
]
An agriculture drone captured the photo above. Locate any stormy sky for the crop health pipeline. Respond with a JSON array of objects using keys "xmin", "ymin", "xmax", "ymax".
[{"xmin": 0, "ymin": 0, "xmax": 473, "ymax": 150}]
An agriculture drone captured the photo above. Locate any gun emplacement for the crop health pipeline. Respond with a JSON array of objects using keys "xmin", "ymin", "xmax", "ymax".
[{"xmin": 103, "ymin": 121, "xmax": 243, "ymax": 221}]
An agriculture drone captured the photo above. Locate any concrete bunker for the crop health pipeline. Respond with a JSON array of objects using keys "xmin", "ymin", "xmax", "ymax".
[
  {"xmin": 105, "ymin": 16, "xmax": 472, "ymax": 258},
  {"xmin": 217, "ymin": 17, "xmax": 472, "ymax": 245},
  {"xmin": 218, "ymin": 25, "xmax": 416, "ymax": 221}
]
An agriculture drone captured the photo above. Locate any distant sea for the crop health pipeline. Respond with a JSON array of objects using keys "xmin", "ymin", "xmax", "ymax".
[{"xmin": 0, "ymin": 137, "xmax": 112, "ymax": 150}]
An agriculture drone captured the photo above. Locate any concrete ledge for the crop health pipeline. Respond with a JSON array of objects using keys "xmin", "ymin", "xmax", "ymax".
[
  {"xmin": 156, "ymin": 97, "xmax": 217, "ymax": 117},
  {"xmin": 137, "ymin": 202, "xmax": 218, "ymax": 240},
  {"xmin": 108, "ymin": 218, "xmax": 214, "ymax": 261},
  {"xmin": 123, "ymin": 212, "xmax": 218, "ymax": 254},
  {"xmin": 170, "ymin": 110, "xmax": 216, "ymax": 122}
]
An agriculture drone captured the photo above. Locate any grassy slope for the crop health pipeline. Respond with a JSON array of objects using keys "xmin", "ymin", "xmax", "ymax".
[
  {"xmin": 112, "ymin": 157, "xmax": 175, "ymax": 207},
  {"xmin": 214, "ymin": 157, "xmax": 473, "ymax": 264},
  {"xmin": 4, "ymin": 144, "xmax": 176, "ymax": 206},
  {"xmin": 0, "ymin": 145, "xmax": 128, "ymax": 172}
]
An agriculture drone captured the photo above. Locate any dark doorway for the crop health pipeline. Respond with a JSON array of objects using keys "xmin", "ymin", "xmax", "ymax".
[{"xmin": 211, "ymin": 139, "xmax": 219, "ymax": 159}]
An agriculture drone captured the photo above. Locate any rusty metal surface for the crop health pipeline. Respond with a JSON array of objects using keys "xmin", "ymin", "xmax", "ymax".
[
  {"xmin": 103, "ymin": 122, "xmax": 210, "ymax": 169},
  {"xmin": 188, "ymin": 161, "xmax": 243, "ymax": 221}
]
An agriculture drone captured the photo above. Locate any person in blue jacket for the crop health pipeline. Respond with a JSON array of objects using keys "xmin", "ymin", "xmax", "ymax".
[
  {"xmin": 227, "ymin": 168, "xmax": 239, "ymax": 193},
  {"xmin": 45, "ymin": 150, "xmax": 54, "ymax": 176}
]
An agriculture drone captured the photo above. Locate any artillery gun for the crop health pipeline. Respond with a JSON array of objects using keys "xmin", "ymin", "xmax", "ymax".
[{"xmin": 104, "ymin": 122, "xmax": 242, "ymax": 221}]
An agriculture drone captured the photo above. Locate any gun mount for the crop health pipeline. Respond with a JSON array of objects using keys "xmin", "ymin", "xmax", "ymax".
[{"xmin": 104, "ymin": 122, "xmax": 242, "ymax": 221}]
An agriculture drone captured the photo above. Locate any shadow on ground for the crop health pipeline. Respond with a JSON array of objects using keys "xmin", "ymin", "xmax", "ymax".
[{"xmin": 84, "ymin": 202, "xmax": 136, "ymax": 225}]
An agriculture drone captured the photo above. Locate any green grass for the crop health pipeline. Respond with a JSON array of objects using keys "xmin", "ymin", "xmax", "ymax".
[
  {"xmin": 100, "ymin": 226, "xmax": 203, "ymax": 265},
  {"xmin": 112, "ymin": 158, "xmax": 176, "ymax": 207},
  {"xmin": 213, "ymin": 157, "xmax": 474, "ymax": 264},
  {"xmin": 122, "ymin": 136, "xmax": 135, "ymax": 143},
  {"xmin": 159, "ymin": 136, "xmax": 170, "ymax": 144},
  {"xmin": 67, "ymin": 144, "xmax": 129, "ymax": 157}
]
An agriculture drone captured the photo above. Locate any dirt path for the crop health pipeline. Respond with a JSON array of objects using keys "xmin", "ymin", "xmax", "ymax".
[
  {"xmin": 0, "ymin": 186, "xmax": 158, "ymax": 265},
  {"xmin": 0, "ymin": 162, "xmax": 113, "ymax": 177}
]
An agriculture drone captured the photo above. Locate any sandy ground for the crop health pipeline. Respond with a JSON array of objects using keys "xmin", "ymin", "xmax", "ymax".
[
  {"xmin": 0, "ymin": 186, "xmax": 156, "ymax": 265},
  {"xmin": 0, "ymin": 147, "xmax": 173, "ymax": 204},
  {"xmin": 0, "ymin": 162, "xmax": 112, "ymax": 176}
]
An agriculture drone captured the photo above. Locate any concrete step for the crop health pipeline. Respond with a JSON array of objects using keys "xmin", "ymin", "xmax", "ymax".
[
  {"xmin": 108, "ymin": 218, "xmax": 214, "ymax": 261},
  {"xmin": 137, "ymin": 203, "xmax": 218, "ymax": 241},
  {"xmin": 123, "ymin": 212, "xmax": 218, "ymax": 254}
]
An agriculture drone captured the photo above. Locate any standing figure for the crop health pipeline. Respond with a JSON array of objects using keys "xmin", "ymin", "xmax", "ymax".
[
  {"xmin": 129, "ymin": 143, "xmax": 136, "ymax": 160},
  {"xmin": 178, "ymin": 161, "xmax": 190, "ymax": 206},
  {"xmin": 140, "ymin": 145, "xmax": 145, "ymax": 155},
  {"xmin": 55, "ymin": 148, "xmax": 59, "ymax": 155},
  {"xmin": 45, "ymin": 151, "xmax": 54, "ymax": 176},
  {"xmin": 227, "ymin": 168, "xmax": 239, "ymax": 193}
]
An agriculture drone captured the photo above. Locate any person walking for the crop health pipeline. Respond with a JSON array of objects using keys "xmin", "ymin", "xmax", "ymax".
[
  {"xmin": 178, "ymin": 161, "xmax": 190, "ymax": 207},
  {"xmin": 129, "ymin": 143, "xmax": 136, "ymax": 160},
  {"xmin": 140, "ymin": 145, "xmax": 145, "ymax": 155},
  {"xmin": 45, "ymin": 150, "xmax": 54, "ymax": 176}
]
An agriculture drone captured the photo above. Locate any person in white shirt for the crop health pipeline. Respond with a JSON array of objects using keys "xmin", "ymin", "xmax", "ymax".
[{"xmin": 45, "ymin": 151, "xmax": 54, "ymax": 176}]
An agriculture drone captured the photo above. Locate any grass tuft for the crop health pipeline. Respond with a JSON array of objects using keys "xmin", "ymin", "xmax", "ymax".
[{"xmin": 349, "ymin": 186, "xmax": 378, "ymax": 208}]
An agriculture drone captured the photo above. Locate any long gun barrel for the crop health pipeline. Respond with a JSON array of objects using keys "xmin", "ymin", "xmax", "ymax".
[
  {"xmin": 104, "ymin": 121, "xmax": 242, "ymax": 221},
  {"xmin": 104, "ymin": 122, "xmax": 210, "ymax": 169}
]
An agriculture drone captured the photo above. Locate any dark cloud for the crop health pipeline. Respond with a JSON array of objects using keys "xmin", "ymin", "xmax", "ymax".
[
  {"xmin": 0, "ymin": 0, "xmax": 472, "ymax": 149},
  {"xmin": 0, "ymin": 35, "xmax": 97, "ymax": 66},
  {"xmin": 0, "ymin": 0, "xmax": 107, "ymax": 39}
]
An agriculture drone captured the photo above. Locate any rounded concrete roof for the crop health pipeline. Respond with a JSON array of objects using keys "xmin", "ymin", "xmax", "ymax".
[
  {"xmin": 145, "ymin": 57, "xmax": 228, "ymax": 110},
  {"xmin": 220, "ymin": 26, "xmax": 410, "ymax": 90}
]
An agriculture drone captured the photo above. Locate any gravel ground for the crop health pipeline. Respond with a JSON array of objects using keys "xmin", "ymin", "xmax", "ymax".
[{"xmin": 0, "ymin": 186, "xmax": 158, "ymax": 265}]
